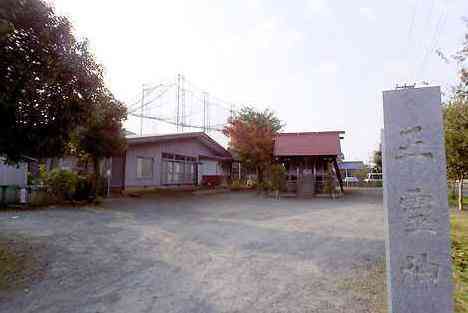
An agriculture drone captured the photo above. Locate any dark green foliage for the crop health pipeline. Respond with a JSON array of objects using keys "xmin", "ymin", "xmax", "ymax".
[
  {"xmin": 257, "ymin": 180, "xmax": 272, "ymax": 193},
  {"xmin": 453, "ymin": 18, "xmax": 467, "ymax": 100},
  {"xmin": 74, "ymin": 175, "xmax": 94, "ymax": 201},
  {"xmin": 72, "ymin": 89, "xmax": 127, "ymax": 195},
  {"xmin": 0, "ymin": 0, "xmax": 104, "ymax": 162},
  {"xmin": 444, "ymin": 96, "xmax": 468, "ymax": 211},
  {"xmin": 444, "ymin": 97, "xmax": 468, "ymax": 179},
  {"xmin": 41, "ymin": 169, "xmax": 99, "ymax": 202},
  {"xmin": 75, "ymin": 90, "xmax": 127, "ymax": 162},
  {"xmin": 443, "ymin": 20, "xmax": 468, "ymax": 212},
  {"xmin": 270, "ymin": 164, "xmax": 286, "ymax": 192},
  {"xmin": 372, "ymin": 149, "xmax": 382, "ymax": 173},
  {"xmin": 43, "ymin": 168, "xmax": 78, "ymax": 202}
]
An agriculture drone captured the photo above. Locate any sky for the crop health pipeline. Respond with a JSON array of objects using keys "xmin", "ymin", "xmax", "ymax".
[{"xmin": 50, "ymin": 0, "xmax": 468, "ymax": 163}]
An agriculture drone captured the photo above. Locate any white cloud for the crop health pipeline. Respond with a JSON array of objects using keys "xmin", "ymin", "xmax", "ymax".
[
  {"xmin": 246, "ymin": 0, "xmax": 263, "ymax": 11},
  {"xmin": 314, "ymin": 62, "xmax": 338, "ymax": 74},
  {"xmin": 306, "ymin": 0, "xmax": 331, "ymax": 16},
  {"xmin": 359, "ymin": 7, "xmax": 376, "ymax": 22}
]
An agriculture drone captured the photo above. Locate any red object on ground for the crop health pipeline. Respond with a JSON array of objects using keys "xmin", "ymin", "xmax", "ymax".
[{"xmin": 202, "ymin": 175, "xmax": 222, "ymax": 187}]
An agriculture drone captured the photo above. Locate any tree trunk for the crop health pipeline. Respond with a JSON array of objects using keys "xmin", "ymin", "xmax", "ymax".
[
  {"xmin": 258, "ymin": 167, "xmax": 264, "ymax": 184},
  {"xmin": 92, "ymin": 157, "xmax": 100, "ymax": 198},
  {"xmin": 458, "ymin": 176, "xmax": 464, "ymax": 211},
  {"xmin": 256, "ymin": 167, "xmax": 262, "ymax": 194}
]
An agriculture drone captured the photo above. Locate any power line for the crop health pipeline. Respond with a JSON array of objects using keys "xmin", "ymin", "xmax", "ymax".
[
  {"xmin": 405, "ymin": 0, "xmax": 419, "ymax": 80},
  {"xmin": 129, "ymin": 112, "xmax": 223, "ymax": 132},
  {"xmin": 128, "ymin": 84, "xmax": 174, "ymax": 114},
  {"xmin": 131, "ymin": 73, "xmax": 240, "ymax": 135},
  {"xmin": 416, "ymin": 6, "xmax": 448, "ymax": 80}
]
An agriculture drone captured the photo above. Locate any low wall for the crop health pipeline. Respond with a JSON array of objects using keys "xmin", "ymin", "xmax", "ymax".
[{"xmin": 0, "ymin": 185, "xmax": 19, "ymax": 206}]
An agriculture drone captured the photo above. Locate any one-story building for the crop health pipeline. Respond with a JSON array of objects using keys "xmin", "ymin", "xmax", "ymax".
[
  {"xmin": 0, "ymin": 159, "xmax": 27, "ymax": 187},
  {"xmin": 0, "ymin": 158, "xmax": 27, "ymax": 205},
  {"xmin": 274, "ymin": 131, "xmax": 345, "ymax": 196},
  {"xmin": 338, "ymin": 161, "xmax": 365, "ymax": 179},
  {"xmin": 110, "ymin": 132, "xmax": 232, "ymax": 191}
]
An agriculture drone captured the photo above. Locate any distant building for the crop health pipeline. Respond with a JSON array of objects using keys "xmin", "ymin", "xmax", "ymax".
[
  {"xmin": 110, "ymin": 132, "xmax": 232, "ymax": 191},
  {"xmin": 0, "ymin": 159, "xmax": 27, "ymax": 187},
  {"xmin": 274, "ymin": 131, "xmax": 345, "ymax": 196},
  {"xmin": 0, "ymin": 158, "xmax": 28, "ymax": 205},
  {"xmin": 338, "ymin": 161, "xmax": 365, "ymax": 178}
]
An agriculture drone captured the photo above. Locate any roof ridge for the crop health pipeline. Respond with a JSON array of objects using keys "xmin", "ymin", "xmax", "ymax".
[{"xmin": 277, "ymin": 131, "xmax": 345, "ymax": 135}]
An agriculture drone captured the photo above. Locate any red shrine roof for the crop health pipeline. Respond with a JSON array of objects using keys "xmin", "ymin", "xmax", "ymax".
[{"xmin": 274, "ymin": 131, "xmax": 344, "ymax": 157}]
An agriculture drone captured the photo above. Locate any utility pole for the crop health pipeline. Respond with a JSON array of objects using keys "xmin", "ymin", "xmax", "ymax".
[
  {"xmin": 176, "ymin": 74, "xmax": 180, "ymax": 132},
  {"xmin": 203, "ymin": 98, "xmax": 206, "ymax": 132},
  {"xmin": 206, "ymin": 93, "xmax": 210, "ymax": 132},
  {"xmin": 140, "ymin": 84, "xmax": 145, "ymax": 136},
  {"xmin": 181, "ymin": 74, "xmax": 185, "ymax": 132},
  {"xmin": 203, "ymin": 92, "xmax": 207, "ymax": 132}
]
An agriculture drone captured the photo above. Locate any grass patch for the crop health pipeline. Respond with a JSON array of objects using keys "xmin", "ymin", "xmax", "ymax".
[
  {"xmin": 339, "ymin": 258, "xmax": 388, "ymax": 313},
  {"xmin": 339, "ymin": 212, "xmax": 467, "ymax": 313},
  {"xmin": 452, "ymin": 212, "xmax": 468, "ymax": 313},
  {"xmin": 449, "ymin": 194, "xmax": 468, "ymax": 208},
  {"xmin": 0, "ymin": 237, "xmax": 47, "ymax": 294}
]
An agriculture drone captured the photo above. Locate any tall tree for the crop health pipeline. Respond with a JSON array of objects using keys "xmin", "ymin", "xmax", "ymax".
[
  {"xmin": 444, "ymin": 95, "xmax": 468, "ymax": 211},
  {"xmin": 372, "ymin": 149, "xmax": 382, "ymax": 173},
  {"xmin": 223, "ymin": 106, "xmax": 282, "ymax": 184},
  {"xmin": 453, "ymin": 18, "xmax": 468, "ymax": 99},
  {"xmin": 0, "ymin": 0, "xmax": 104, "ymax": 163},
  {"xmin": 443, "ymin": 19, "xmax": 468, "ymax": 211},
  {"xmin": 74, "ymin": 90, "xmax": 127, "ymax": 195}
]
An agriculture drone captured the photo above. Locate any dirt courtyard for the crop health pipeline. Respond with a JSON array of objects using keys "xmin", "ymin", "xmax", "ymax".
[{"xmin": 0, "ymin": 189, "xmax": 387, "ymax": 313}]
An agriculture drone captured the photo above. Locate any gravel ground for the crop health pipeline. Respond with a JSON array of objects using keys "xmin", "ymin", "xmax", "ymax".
[{"xmin": 0, "ymin": 189, "xmax": 386, "ymax": 313}]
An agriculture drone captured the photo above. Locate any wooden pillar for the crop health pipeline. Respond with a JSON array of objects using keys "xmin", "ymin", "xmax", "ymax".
[
  {"xmin": 313, "ymin": 157, "xmax": 316, "ymax": 176},
  {"xmin": 332, "ymin": 158, "xmax": 344, "ymax": 193}
]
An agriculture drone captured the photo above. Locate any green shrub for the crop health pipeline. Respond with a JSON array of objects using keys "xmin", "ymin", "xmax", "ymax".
[
  {"xmin": 270, "ymin": 164, "xmax": 286, "ymax": 192},
  {"xmin": 38, "ymin": 164, "xmax": 47, "ymax": 183},
  {"xmin": 43, "ymin": 168, "xmax": 78, "ymax": 202},
  {"xmin": 74, "ymin": 175, "xmax": 94, "ymax": 201},
  {"xmin": 95, "ymin": 175, "xmax": 107, "ymax": 197},
  {"xmin": 257, "ymin": 181, "xmax": 272, "ymax": 193}
]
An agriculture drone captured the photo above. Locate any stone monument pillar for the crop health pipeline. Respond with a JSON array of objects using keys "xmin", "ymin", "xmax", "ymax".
[{"xmin": 382, "ymin": 86, "xmax": 453, "ymax": 313}]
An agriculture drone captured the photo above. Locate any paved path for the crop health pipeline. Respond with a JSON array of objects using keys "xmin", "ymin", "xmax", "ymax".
[{"xmin": 0, "ymin": 189, "xmax": 385, "ymax": 313}]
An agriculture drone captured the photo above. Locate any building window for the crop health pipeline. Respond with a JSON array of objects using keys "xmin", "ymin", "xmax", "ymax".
[
  {"xmin": 161, "ymin": 153, "xmax": 197, "ymax": 185},
  {"xmin": 137, "ymin": 157, "xmax": 153, "ymax": 178}
]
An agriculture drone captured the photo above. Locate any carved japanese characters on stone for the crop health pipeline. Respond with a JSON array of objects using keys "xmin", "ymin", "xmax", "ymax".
[
  {"xmin": 401, "ymin": 253, "xmax": 440, "ymax": 288},
  {"xmin": 399, "ymin": 188, "xmax": 437, "ymax": 235},
  {"xmin": 395, "ymin": 126, "xmax": 433, "ymax": 160},
  {"xmin": 383, "ymin": 87, "xmax": 453, "ymax": 313}
]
